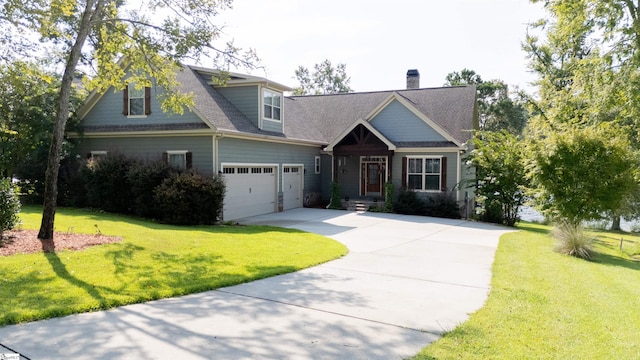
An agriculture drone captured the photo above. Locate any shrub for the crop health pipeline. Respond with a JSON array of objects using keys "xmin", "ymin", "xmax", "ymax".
[
  {"xmin": 327, "ymin": 181, "xmax": 344, "ymax": 210},
  {"xmin": 153, "ymin": 171, "xmax": 225, "ymax": 225},
  {"xmin": 383, "ymin": 182, "xmax": 394, "ymax": 213},
  {"xmin": 57, "ymin": 156, "xmax": 88, "ymax": 207},
  {"xmin": 424, "ymin": 191, "xmax": 461, "ymax": 219},
  {"xmin": 127, "ymin": 160, "xmax": 176, "ymax": 219},
  {"xmin": 0, "ymin": 178, "xmax": 21, "ymax": 235},
  {"xmin": 552, "ymin": 221, "xmax": 593, "ymax": 260},
  {"xmin": 85, "ymin": 154, "xmax": 136, "ymax": 213},
  {"xmin": 394, "ymin": 188, "xmax": 424, "ymax": 215}
]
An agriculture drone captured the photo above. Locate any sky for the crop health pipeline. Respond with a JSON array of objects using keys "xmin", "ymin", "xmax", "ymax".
[{"xmin": 209, "ymin": 0, "xmax": 547, "ymax": 93}]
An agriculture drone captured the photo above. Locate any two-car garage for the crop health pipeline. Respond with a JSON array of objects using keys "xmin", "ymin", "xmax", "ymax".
[{"xmin": 222, "ymin": 164, "xmax": 303, "ymax": 220}]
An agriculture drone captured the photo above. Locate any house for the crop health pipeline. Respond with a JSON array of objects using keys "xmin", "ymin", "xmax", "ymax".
[{"xmin": 74, "ymin": 66, "xmax": 478, "ymax": 220}]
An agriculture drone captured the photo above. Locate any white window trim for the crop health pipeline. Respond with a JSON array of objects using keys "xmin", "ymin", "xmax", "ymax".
[
  {"xmin": 406, "ymin": 155, "xmax": 443, "ymax": 193},
  {"xmin": 90, "ymin": 151, "xmax": 108, "ymax": 159},
  {"xmin": 166, "ymin": 150, "xmax": 188, "ymax": 170},
  {"xmin": 314, "ymin": 156, "xmax": 321, "ymax": 174},
  {"xmin": 262, "ymin": 89, "xmax": 282, "ymax": 122},
  {"xmin": 127, "ymin": 83, "xmax": 147, "ymax": 118}
]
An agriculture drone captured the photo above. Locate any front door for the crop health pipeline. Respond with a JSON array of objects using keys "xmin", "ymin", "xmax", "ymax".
[
  {"xmin": 360, "ymin": 157, "xmax": 387, "ymax": 196},
  {"xmin": 366, "ymin": 163, "xmax": 382, "ymax": 193}
]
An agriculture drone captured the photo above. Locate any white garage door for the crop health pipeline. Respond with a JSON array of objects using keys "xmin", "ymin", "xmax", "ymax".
[
  {"xmin": 223, "ymin": 165, "xmax": 277, "ymax": 220},
  {"xmin": 283, "ymin": 166, "xmax": 303, "ymax": 210}
]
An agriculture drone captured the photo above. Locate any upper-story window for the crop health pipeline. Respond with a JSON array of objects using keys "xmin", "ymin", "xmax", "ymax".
[
  {"xmin": 263, "ymin": 89, "xmax": 281, "ymax": 121},
  {"xmin": 123, "ymin": 83, "xmax": 151, "ymax": 117}
]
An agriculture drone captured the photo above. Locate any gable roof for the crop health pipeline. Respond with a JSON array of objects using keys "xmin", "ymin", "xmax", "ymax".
[
  {"xmin": 324, "ymin": 118, "xmax": 397, "ymax": 152},
  {"xmin": 287, "ymin": 85, "xmax": 477, "ymax": 146}
]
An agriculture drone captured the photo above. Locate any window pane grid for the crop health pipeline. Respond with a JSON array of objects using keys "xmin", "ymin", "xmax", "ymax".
[
  {"xmin": 406, "ymin": 157, "xmax": 442, "ymax": 191},
  {"xmin": 263, "ymin": 90, "xmax": 281, "ymax": 121}
]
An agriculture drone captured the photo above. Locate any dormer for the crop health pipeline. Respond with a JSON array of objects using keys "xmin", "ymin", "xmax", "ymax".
[{"xmin": 191, "ymin": 67, "xmax": 292, "ymax": 133}]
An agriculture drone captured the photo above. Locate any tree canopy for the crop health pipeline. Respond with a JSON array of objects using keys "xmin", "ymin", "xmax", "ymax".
[
  {"xmin": 524, "ymin": 0, "xmax": 640, "ymax": 228},
  {"xmin": 0, "ymin": 0, "xmax": 258, "ymax": 242},
  {"xmin": 293, "ymin": 59, "xmax": 352, "ymax": 95},
  {"xmin": 444, "ymin": 69, "xmax": 528, "ymax": 134}
]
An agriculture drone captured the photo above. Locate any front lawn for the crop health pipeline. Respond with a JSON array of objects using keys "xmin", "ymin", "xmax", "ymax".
[
  {"xmin": 413, "ymin": 223, "xmax": 640, "ymax": 359},
  {"xmin": 0, "ymin": 206, "xmax": 347, "ymax": 326}
]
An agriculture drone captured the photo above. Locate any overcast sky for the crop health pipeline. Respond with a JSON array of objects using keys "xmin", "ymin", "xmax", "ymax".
[{"xmin": 210, "ymin": 0, "xmax": 547, "ymax": 93}]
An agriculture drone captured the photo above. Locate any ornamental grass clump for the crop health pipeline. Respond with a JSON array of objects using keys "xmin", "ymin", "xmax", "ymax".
[{"xmin": 552, "ymin": 221, "xmax": 593, "ymax": 259}]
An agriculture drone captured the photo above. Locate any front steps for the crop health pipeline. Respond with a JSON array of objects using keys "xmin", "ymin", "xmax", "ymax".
[{"xmin": 343, "ymin": 198, "xmax": 383, "ymax": 212}]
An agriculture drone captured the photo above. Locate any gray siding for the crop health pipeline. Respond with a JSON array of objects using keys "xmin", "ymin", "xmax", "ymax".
[
  {"xmin": 83, "ymin": 86, "xmax": 205, "ymax": 127},
  {"xmin": 370, "ymin": 100, "xmax": 448, "ymax": 142},
  {"xmin": 320, "ymin": 155, "xmax": 333, "ymax": 202},
  {"xmin": 216, "ymin": 86, "xmax": 259, "ymax": 127},
  {"xmin": 217, "ymin": 137, "xmax": 322, "ymax": 193},
  {"xmin": 391, "ymin": 152, "xmax": 460, "ymax": 199},
  {"xmin": 75, "ymin": 135, "xmax": 214, "ymax": 175},
  {"xmin": 332, "ymin": 156, "xmax": 360, "ymax": 199},
  {"xmin": 261, "ymin": 119, "xmax": 283, "ymax": 133}
]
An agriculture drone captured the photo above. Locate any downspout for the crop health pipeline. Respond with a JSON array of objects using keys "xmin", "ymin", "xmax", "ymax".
[{"xmin": 214, "ymin": 133, "xmax": 224, "ymax": 174}]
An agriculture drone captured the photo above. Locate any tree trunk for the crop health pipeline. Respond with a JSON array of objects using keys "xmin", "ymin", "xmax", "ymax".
[
  {"xmin": 38, "ymin": 0, "xmax": 104, "ymax": 241},
  {"xmin": 611, "ymin": 215, "xmax": 622, "ymax": 231}
]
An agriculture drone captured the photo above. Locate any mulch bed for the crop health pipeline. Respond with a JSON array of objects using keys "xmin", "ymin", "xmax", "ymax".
[{"xmin": 0, "ymin": 229, "xmax": 122, "ymax": 256}]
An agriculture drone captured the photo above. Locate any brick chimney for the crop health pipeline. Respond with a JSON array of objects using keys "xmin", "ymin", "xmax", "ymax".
[{"xmin": 406, "ymin": 69, "xmax": 420, "ymax": 89}]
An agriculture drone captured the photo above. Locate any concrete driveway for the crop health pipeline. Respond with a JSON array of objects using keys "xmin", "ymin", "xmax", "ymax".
[{"xmin": 0, "ymin": 209, "xmax": 513, "ymax": 359}]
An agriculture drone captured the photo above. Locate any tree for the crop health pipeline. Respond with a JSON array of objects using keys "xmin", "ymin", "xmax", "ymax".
[
  {"xmin": 527, "ymin": 124, "xmax": 638, "ymax": 227},
  {"xmin": 0, "ymin": 61, "xmax": 81, "ymax": 180},
  {"xmin": 466, "ymin": 130, "xmax": 527, "ymax": 226},
  {"xmin": 444, "ymin": 69, "xmax": 527, "ymax": 134},
  {"xmin": 1, "ymin": 0, "xmax": 258, "ymax": 243},
  {"xmin": 293, "ymin": 59, "xmax": 352, "ymax": 95},
  {"xmin": 525, "ymin": 0, "xmax": 640, "ymax": 230}
]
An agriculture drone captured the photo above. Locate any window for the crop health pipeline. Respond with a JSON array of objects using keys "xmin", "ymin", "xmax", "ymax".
[
  {"xmin": 315, "ymin": 156, "xmax": 321, "ymax": 174},
  {"xmin": 123, "ymin": 83, "xmax": 151, "ymax": 116},
  {"xmin": 263, "ymin": 89, "xmax": 281, "ymax": 121},
  {"xmin": 89, "ymin": 151, "xmax": 107, "ymax": 160},
  {"xmin": 163, "ymin": 151, "xmax": 192, "ymax": 170},
  {"xmin": 406, "ymin": 156, "xmax": 444, "ymax": 191}
]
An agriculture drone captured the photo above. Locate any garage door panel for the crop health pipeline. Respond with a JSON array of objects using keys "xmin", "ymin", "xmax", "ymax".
[
  {"xmin": 223, "ymin": 166, "xmax": 276, "ymax": 220},
  {"xmin": 283, "ymin": 166, "xmax": 302, "ymax": 210}
]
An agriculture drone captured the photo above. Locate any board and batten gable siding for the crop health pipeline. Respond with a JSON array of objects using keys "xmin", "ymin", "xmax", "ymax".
[
  {"xmin": 82, "ymin": 85, "xmax": 205, "ymax": 127},
  {"xmin": 216, "ymin": 86, "xmax": 259, "ymax": 128},
  {"xmin": 391, "ymin": 151, "xmax": 459, "ymax": 197},
  {"xmin": 217, "ymin": 137, "xmax": 322, "ymax": 193},
  {"xmin": 76, "ymin": 136, "xmax": 214, "ymax": 175},
  {"xmin": 369, "ymin": 100, "xmax": 448, "ymax": 143}
]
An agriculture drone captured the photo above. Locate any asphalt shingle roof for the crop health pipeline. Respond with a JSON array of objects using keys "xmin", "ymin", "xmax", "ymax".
[
  {"xmin": 88, "ymin": 65, "xmax": 477, "ymax": 146},
  {"xmin": 286, "ymin": 86, "xmax": 477, "ymax": 145}
]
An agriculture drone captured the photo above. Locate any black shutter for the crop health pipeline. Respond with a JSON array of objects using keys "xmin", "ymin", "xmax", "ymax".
[
  {"xmin": 441, "ymin": 157, "xmax": 447, "ymax": 192},
  {"xmin": 186, "ymin": 152, "xmax": 192, "ymax": 169},
  {"xmin": 123, "ymin": 86, "xmax": 129, "ymax": 115},
  {"xmin": 162, "ymin": 152, "xmax": 168, "ymax": 164},
  {"xmin": 144, "ymin": 86, "xmax": 151, "ymax": 115},
  {"xmin": 401, "ymin": 156, "xmax": 407, "ymax": 187}
]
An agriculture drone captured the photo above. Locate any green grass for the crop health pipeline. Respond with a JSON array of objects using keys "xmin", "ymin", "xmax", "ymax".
[
  {"xmin": 0, "ymin": 206, "xmax": 347, "ymax": 326},
  {"xmin": 412, "ymin": 222, "xmax": 640, "ymax": 359}
]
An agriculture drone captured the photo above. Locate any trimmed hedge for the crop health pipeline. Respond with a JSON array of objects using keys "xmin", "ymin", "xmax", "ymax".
[
  {"xmin": 56, "ymin": 154, "xmax": 225, "ymax": 225},
  {"xmin": 154, "ymin": 171, "xmax": 225, "ymax": 225},
  {"xmin": 394, "ymin": 187, "xmax": 461, "ymax": 219}
]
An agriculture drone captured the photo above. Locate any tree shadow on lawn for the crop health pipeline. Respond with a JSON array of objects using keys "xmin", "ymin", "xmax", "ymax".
[
  {"xmin": 590, "ymin": 241, "xmax": 640, "ymax": 271},
  {"xmin": 516, "ymin": 222, "xmax": 551, "ymax": 235}
]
